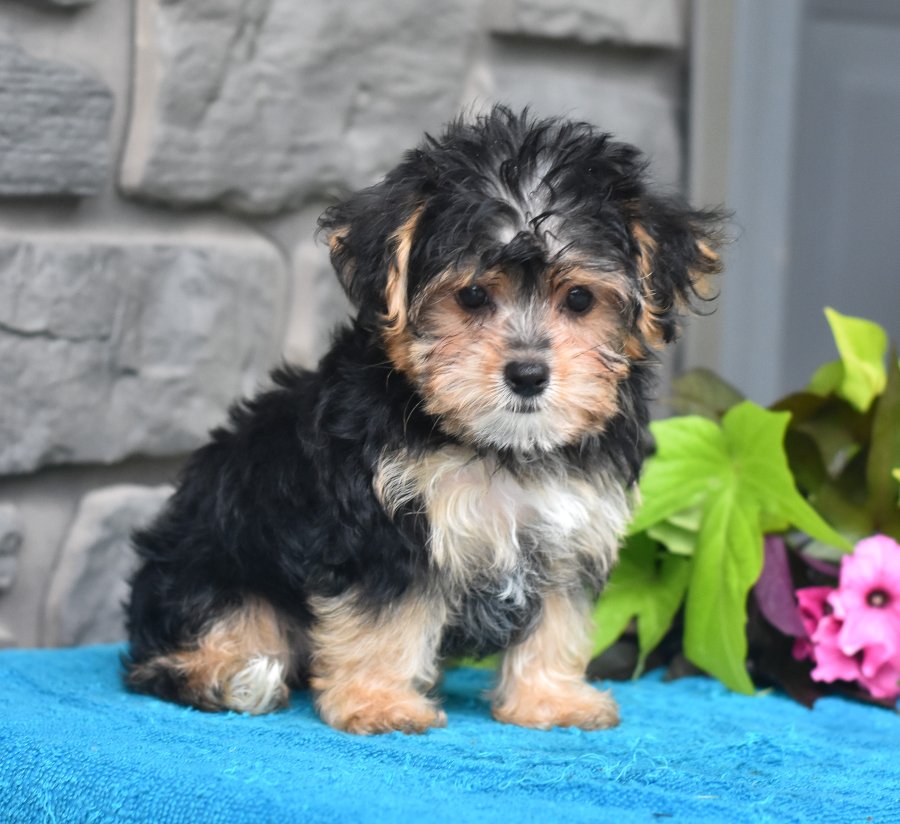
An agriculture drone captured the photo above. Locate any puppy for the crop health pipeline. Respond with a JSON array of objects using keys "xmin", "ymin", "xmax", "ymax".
[{"xmin": 125, "ymin": 106, "xmax": 722, "ymax": 734}]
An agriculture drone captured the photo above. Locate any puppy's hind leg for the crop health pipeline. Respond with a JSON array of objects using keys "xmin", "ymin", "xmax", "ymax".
[
  {"xmin": 127, "ymin": 597, "xmax": 294, "ymax": 715},
  {"xmin": 309, "ymin": 591, "xmax": 447, "ymax": 735}
]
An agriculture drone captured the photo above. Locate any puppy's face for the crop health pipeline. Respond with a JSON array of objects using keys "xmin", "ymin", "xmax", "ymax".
[
  {"xmin": 322, "ymin": 108, "xmax": 723, "ymax": 453},
  {"xmin": 398, "ymin": 262, "xmax": 632, "ymax": 452}
]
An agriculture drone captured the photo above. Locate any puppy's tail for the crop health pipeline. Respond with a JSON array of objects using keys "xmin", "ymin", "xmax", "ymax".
[
  {"xmin": 124, "ymin": 640, "xmax": 292, "ymax": 716},
  {"xmin": 122, "ymin": 647, "xmax": 190, "ymax": 701},
  {"xmin": 124, "ymin": 580, "xmax": 294, "ymax": 715}
]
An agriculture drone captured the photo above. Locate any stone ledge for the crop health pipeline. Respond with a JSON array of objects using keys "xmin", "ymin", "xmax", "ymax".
[
  {"xmin": 488, "ymin": 0, "xmax": 686, "ymax": 48},
  {"xmin": 0, "ymin": 40, "xmax": 112, "ymax": 196},
  {"xmin": 0, "ymin": 236, "xmax": 286, "ymax": 474}
]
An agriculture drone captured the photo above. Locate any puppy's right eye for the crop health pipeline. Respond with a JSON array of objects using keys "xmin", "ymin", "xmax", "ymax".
[{"xmin": 457, "ymin": 285, "xmax": 489, "ymax": 310}]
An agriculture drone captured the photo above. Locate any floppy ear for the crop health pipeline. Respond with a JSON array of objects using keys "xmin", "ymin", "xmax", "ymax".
[
  {"xmin": 629, "ymin": 196, "xmax": 726, "ymax": 349},
  {"xmin": 318, "ymin": 175, "xmax": 425, "ymax": 334}
]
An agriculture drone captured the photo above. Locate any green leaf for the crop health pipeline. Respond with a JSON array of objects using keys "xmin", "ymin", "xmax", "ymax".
[
  {"xmin": 666, "ymin": 507, "xmax": 704, "ymax": 531},
  {"xmin": 624, "ymin": 401, "xmax": 851, "ymax": 695},
  {"xmin": 628, "ymin": 416, "xmax": 727, "ymax": 535},
  {"xmin": 671, "ymin": 368, "xmax": 745, "ymax": 420},
  {"xmin": 808, "ymin": 360, "xmax": 844, "ymax": 397},
  {"xmin": 867, "ymin": 352, "xmax": 900, "ymax": 537},
  {"xmin": 772, "ymin": 391, "xmax": 830, "ymax": 421},
  {"xmin": 721, "ymin": 403, "xmax": 851, "ymax": 552},
  {"xmin": 809, "ymin": 479, "xmax": 873, "ymax": 542},
  {"xmin": 773, "ymin": 391, "xmax": 869, "ymax": 481},
  {"xmin": 773, "ymin": 392, "xmax": 855, "ymax": 479},
  {"xmin": 647, "ymin": 505, "xmax": 703, "ymax": 555},
  {"xmin": 820, "ymin": 307, "xmax": 888, "ymax": 411},
  {"xmin": 759, "ymin": 511, "xmax": 790, "ymax": 534},
  {"xmin": 648, "ymin": 520, "xmax": 697, "ymax": 556},
  {"xmin": 592, "ymin": 533, "xmax": 691, "ymax": 672},
  {"xmin": 796, "ymin": 414, "xmax": 863, "ymax": 477},
  {"xmin": 808, "ymin": 442, "xmax": 877, "ymax": 544},
  {"xmin": 679, "ymin": 402, "xmax": 848, "ymax": 693},
  {"xmin": 684, "ymin": 487, "xmax": 761, "ymax": 694},
  {"xmin": 782, "ymin": 430, "xmax": 828, "ymax": 494}
]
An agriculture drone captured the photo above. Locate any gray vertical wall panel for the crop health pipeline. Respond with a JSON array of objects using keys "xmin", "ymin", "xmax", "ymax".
[
  {"xmin": 715, "ymin": 0, "xmax": 900, "ymax": 403},
  {"xmin": 783, "ymin": 1, "xmax": 900, "ymax": 389},
  {"xmin": 717, "ymin": 0, "xmax": 803, "ymax": 403}
]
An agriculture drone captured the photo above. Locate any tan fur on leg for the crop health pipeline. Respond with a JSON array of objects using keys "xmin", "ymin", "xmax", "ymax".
[
  {"xmin": 309, "ymin": 591, "xmax": 447, "ymax": 735},
  {"xmin": 493, "ymin": 591, "xmax": 619, "ymax": 730},
  {"xmin": 129, "ymin": 597, "xmax": 293, "ymax": 715}
]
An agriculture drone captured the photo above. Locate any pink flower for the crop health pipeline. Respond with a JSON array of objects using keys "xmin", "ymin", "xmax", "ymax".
[
  {"xmin": 792, "ymin": 587, "xmax": 832, "ymax": 662},
  {"xmin": 792, "ymin": 536, "xmax": 900, "ymax": 701},
  {"xmin": 858, "ymin": 658, "xmax": 900, "ymax": 701},
  {"xmin": 809, "ymin": 614, "xmax": 861, "ymax": 684},
  {"xmin": 828, "ymin": 535, "xmax": 900, "ymax": 699}
]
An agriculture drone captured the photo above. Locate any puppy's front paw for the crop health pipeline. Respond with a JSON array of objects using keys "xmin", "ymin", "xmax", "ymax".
[
  {"xmin": 493, "ymin": 682, "xmax": 619, "ymax": 731},
  {"xmin": 315, "ymin": 683, "xmax": 447, "ymax": 735}
]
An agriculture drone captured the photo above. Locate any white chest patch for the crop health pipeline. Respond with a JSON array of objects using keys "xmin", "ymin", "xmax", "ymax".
[{"xmin": 374, "ymin": 446, "xmax": 631, "ymax": 588}]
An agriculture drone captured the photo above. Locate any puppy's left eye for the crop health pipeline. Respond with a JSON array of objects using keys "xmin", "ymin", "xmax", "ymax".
[
  {"xmin": 457, "ymin": 285, "xmax": 489, "ymax": 310},
  {"xmin": 565, "ymin": 286, "xmax": 594, "ymax": 314}
]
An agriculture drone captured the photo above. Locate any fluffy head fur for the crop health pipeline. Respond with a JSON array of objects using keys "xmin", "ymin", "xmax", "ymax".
[
  {"xmin": 322, "ymin": 107, "xmax": 722, "ymax": 455},
  {"xmin": 125, "ymin": 107, "xmax": 724, "ymax": 735}
]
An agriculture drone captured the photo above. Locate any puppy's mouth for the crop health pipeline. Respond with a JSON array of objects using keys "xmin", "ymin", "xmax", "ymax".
[{"xmin": 507, "ymin": 399, "xmax": 542, "ymax": 414}]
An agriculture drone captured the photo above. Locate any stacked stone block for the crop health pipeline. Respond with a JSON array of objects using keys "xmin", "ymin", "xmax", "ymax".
[{"xmin": 0, "ymin": 0, "xmax": 688, "ymax": 647}]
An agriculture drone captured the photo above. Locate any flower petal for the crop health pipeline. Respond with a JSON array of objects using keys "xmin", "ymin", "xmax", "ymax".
[
  {"xmin": 796, "ymin": 587, "xmax": 833, "ymax": 636},
  {"xmin": 792, "ymin": 638, "xmax": 814, "ymax": 662},
  {"xmin": 810, "ymin": 616, "xmax": 861, "ymax": 683},
  {"xmin": 858, "ymin": 658, "xmax": 900, "ymax": 701},
  {"xmin": 846, "ymin": 535, "xmax": 900, "ymax": 600}
]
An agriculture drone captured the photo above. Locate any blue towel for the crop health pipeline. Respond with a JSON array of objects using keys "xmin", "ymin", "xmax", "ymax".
[{"xmin": 0, "ymin": 645, "xmax": 896, "ymax": 823}]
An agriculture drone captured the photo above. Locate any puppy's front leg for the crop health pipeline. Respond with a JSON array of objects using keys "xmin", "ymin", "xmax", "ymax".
[
  {"xmin": 309, "ymin": 592, "xmax": 447, "ymax": 735},
  {"xmin": 493, "ymin": 590, "xmax": 619, "ymax": 730}
]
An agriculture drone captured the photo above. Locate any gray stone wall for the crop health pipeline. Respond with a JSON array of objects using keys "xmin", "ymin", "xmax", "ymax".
[{"xmin": 0, "ymin": 0, "xmax": 689, "ymax": 648}]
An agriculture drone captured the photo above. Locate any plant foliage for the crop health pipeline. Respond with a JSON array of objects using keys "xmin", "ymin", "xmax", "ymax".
[{"xmin": 593, "ymin": 308, "xmax": 899, "ymax": 696}]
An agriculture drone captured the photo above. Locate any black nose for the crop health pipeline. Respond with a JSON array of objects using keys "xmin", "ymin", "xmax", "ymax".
[{"xmin": 504, "ymin": 361, "xmax": 550, "ymax": 397}]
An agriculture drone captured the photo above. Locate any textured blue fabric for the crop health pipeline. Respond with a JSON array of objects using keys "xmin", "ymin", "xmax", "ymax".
[{"xmin": 0, "ymin": 645, "xmax": 897, "ymax": 823}]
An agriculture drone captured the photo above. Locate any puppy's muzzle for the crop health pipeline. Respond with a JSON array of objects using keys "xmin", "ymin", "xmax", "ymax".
[{"xmin": 504, "ymin": 360, "xmax": 550, "ymax": 398}]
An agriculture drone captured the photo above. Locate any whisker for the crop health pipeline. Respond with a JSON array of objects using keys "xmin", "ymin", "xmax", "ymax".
[{"xmin": 402, "ymin": 394, "xmax": 428, "ymax": 434}]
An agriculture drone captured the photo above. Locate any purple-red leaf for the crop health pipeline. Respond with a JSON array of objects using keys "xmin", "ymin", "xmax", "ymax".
[{"xmin": 753, "ymin": 536, "xmax": 806, "ymax": 637}]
